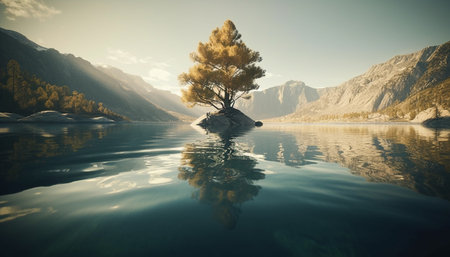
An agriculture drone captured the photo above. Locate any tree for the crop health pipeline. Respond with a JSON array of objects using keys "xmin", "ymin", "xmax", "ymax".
[
  {"xmin": 179, "ymin": 20, "xmax": 265, "ymax": 110},
  {"xmin": 7, "ymin": 60, "xmax": 21, "ymax": 102}
]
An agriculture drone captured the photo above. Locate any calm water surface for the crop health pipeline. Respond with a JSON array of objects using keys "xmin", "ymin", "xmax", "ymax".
[{"xmin": 0, "ymin": 123, "xmax": 449, "ymax": 257}]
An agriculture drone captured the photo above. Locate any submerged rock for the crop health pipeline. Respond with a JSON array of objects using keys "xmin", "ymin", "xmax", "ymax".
[
  {"xmin": 0, "ymin": 112, "xmax": 24, "ymax": 122},
  {"xmin": 192, "ymin": 108, "xmax": 256, "ymax": 133}
]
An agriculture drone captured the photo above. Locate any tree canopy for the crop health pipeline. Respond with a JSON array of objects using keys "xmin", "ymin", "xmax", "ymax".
[{"xmin": 179, "ymin": 20, "xmax": 265, "ymax": 110}]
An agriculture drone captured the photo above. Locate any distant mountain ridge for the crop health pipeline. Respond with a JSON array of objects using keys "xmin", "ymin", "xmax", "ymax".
[
  {"xmin": 234, "ymin": 80, "xmax": 319, "ymax": 120},
  {"xmin": 0, "ymin": 27, "xmax": 177, "ymax": 121},
  {"xmin": 96, "ymin": 66, "xmax": 210, "ymax": 119}
]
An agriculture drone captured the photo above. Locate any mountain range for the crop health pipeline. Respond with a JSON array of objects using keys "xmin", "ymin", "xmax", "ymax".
[
  {"xmin": 0, "ymin": 27, "xmax": 185, "ymax": 121},
  {"xmin": 96, "ymin": 66, "xmax": 210, "ymax": 120},
  {"xmin": 282, "ymin": 41, "xmax": 450, "ymax": 121},
  {"xmin": 1, "ymin": 27, "xmax": 448, "ymax": 123},
  {"xmin": 233, "ymin": 40, "xmax": 449, "ymax": 122}
]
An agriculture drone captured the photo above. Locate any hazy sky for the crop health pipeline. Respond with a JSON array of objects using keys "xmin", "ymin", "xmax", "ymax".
[{"xmin": 1, "ymin": 0, "xmax": 449, "ymax": 93}]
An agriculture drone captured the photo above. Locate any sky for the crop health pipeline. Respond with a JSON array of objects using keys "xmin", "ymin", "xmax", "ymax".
[{"xmin": 1, "ymin": 0, "xmax": 449, "ymax": 94}]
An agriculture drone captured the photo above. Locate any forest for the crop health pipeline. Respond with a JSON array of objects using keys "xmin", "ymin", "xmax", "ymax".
[{"xmin": 0, "ymin": 60, "xmax": 127, "ymax": 121}]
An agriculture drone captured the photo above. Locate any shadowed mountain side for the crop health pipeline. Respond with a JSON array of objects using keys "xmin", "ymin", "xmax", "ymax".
[
  {"xmin": 234, "ymin": 81, "xmax": 319, "ymax": 120},
  {"xmin": 97, "ymin": 66, "xmax": 211, "ymax": 119},
  {"xmin": 0, "ymin": 28, "xmax": 177, "ymax": 121},
  {"xmin": 247, "ymin": 125, "xmax": 450, "ymax": 200}
]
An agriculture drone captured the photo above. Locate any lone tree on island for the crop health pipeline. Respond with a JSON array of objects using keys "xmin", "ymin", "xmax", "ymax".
[{"xmin": 179, "ymin": 20, "xmax": 265, "ymax": 110}]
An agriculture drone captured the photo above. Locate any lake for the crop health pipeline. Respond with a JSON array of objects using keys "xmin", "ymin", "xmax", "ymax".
[{"xmin": 0, "ymin": 122, "xmax": 449, "ymax": 257}]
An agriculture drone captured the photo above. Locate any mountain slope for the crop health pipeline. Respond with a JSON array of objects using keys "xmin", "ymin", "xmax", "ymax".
[
  {"xmin": 381, "ymin": 78, "xmax": 450, "ymax": 121},
  {"xmin": 285, "ymin": 41, "xmax": 450, "ymax": 121},
  {"xmin": 0, "ymin": 27, "xmax": 177, "ymax": 121},
  {"xmin": 234, "ymin": 81, "xmax": 319, "ymax": 120},
  {"xmin": 96, "ymin": 66, "xmax": 209, "ymax": 119}
]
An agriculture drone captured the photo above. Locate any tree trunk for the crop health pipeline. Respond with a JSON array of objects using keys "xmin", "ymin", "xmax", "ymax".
[{"xmin": 223, "ymin": 91, "xmax": 231, "ymax": 109}]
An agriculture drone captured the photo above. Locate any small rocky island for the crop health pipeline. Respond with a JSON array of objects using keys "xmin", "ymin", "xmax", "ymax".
[{"xmin": 192, "ymin": 108, "xmax": 262, "ymax": 133}]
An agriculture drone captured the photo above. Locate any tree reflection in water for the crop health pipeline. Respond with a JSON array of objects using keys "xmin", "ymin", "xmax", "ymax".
[{"xmin": 178, "ymin": 129, "xmax": 265, "ymax": 229}]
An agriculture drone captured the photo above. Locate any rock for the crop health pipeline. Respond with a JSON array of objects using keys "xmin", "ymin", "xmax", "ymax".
[
  {"xmin": 367, "ymin": 113, "xmax": 389, "ymax": 122},
  {"xmin": 5, "ymin": 111, "xmax": 118, "ymax": 123},
  {"xmin": 255, "ymin": 121, "xmax": 263, "ymax": 127},
  {"xmin": 61, "ymin": 113, "xmax": 115, "ymax": 123},
  {"xmin": 0, "ymin": 111, "xmax": 117, "ymax": 123},
  {"xmin": 410, "ymin": 106, "xmax": 450, "ymax": 123},
  {"xmin": 192, "ymin": 108, "xmax": 255, "ymax": 133},
  {"xmin": 422, "ymin": 117, "xmax": 450, "ymax": 128},
  {"xmin": 0, "ymin": 112, "xmax": 24, "ymax": 122},
  {"xmin": 89, "ymin": 116, "xmax": 115, "ymax": 123},
  {"xmin": 19, "ymin": 111, "xmax": 75, "ymax": 123}
]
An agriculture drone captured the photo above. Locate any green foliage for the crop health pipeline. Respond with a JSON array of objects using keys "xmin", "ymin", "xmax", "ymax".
[{"xmin": 0, "ymin": 60, "xmax": 128, "ymax": 121}]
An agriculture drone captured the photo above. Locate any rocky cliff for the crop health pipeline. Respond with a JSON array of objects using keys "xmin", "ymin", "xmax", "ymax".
[
  {"xmin": 234, "ymin": 81, "xmax": 319, "ymax": 120},
  {"xmin": 284, "ymin": 41, "xmax": 450, "ymax": 121}
]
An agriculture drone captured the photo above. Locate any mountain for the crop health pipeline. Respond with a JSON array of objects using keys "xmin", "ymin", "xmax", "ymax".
[
  {"xmin": 96, "ymin": 66, "xmax": 210, "ymax": 120},
  {"xmin": 0, "ymin": 27, "xmax": 48, "ymax": 52},
  {"xmin": 0, "ymin": 27, "xmax": 177, "ymax": 121},
  {"xmin": 284, "ymin": 41, "xmax": 450, "ymax": 121},
  {"xmin": 234, "ymin": 80, "xmax": 320, "ymax": 120},
  {"xmin": 382, "ymin": 78, "xmax": 450, "ymax": 122}
]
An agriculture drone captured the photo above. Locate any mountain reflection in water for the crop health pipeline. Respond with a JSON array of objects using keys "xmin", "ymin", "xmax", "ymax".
[
  {"xmin": 0, "ymin": 123, "xmax": 195, "ymax": 195},
  {"xmin": 0, "ymin": 123, "xmax": 449, "ymax": 257},
  {"xmin": 178, "ymin": 130, "xmax": 265, "ymax": 229},
  {"xmin": 248, "ymin": 124, "xmax": 450, "ymax": 200},
  {"xmin": 1, "ymin": 123, "xmax": 449, "ymax": 202}
]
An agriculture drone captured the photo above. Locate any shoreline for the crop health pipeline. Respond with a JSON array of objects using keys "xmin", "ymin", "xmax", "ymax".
[{"xmin": 0, "ymin": 110, "xmax": 117, "ymax": 124}]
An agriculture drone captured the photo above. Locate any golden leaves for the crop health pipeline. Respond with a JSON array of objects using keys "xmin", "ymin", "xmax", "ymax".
[{"xmin": 179, "ymin": 20, "xmax": 265, "ymax": 109}]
